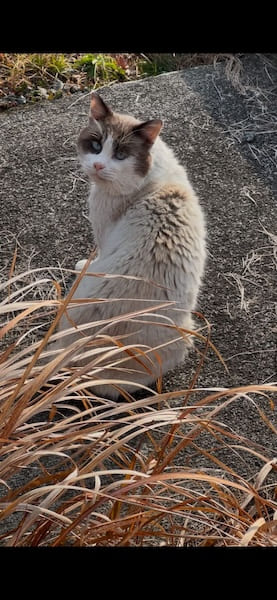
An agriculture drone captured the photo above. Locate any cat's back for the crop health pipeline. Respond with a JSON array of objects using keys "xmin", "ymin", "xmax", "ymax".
[{"xmin": 118, "ymin": 181, "xmax": 206, "ymax": 268}]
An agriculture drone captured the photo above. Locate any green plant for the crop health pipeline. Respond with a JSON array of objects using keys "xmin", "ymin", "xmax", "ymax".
[
  {"xmin": 138, "ymin": 53, "xmax": 220, "ymax": 77},
  {"xmin": 0, "ymin": 53, "xmax": 237, "ymax": 110},
  {"xmin": 0, "ymin": 54, "xmax": 73, "ymax": 99},
  {"xmin": 28, "ymin": 54, "xmax": 70, "ymax": 75},
  {"xmin": 138, "ymin": 54, "xmax": 179, "ymax": 77},
  {"xmin": 74, "ymin": 54, "xmax": 127, "ymax": 84}
]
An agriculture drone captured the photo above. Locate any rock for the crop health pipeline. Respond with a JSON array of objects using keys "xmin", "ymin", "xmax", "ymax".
[
  {"xmin": 0, "ymin": 96, "xmax": 17, "ymax": 110},
  {"xmin": 0, "ymin": 100, "xmax": 10, "ymax": 111},
  {"xmin": 37, "ymin": 87, "xmax": 49, "ymax": 99},
  {"xmin": 53, "ymin": 79, "xmax": 64, "ymax": 91},
  {"xmin": 70, "ymin": 84, "xmax": 80, "ymax": 94},
  {"xmin": 5, "ymin": 94, "xmax": 18, "ymax": 102},
  {"xmin": 16, "ymin": 95, "xmax": 26, "ymax": 105},
  {"xmin": 242, "ymin": 132, "xmax": 256, "ymax": 143}
]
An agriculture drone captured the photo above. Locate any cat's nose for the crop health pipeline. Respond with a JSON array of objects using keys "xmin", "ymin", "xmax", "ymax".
[{"xmin": 94, "ymin": 162, "xmax": 105, "ymax": 171}]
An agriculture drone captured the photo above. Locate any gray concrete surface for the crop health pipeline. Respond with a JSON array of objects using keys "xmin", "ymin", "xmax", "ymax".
[{"xmin": 0, "ymin": 55, "xmax": 276, "ymax": 497}]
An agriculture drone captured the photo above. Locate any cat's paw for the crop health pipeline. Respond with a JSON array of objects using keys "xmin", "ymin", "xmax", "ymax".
[{"xmin": 75, "ymin": 259, "xmax": 87, "ymax": 271}]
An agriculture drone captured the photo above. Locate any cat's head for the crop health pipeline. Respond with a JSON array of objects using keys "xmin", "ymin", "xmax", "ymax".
[{"xmin": 77, "ymin": 93, "xmax": 163, "ymax": 195}]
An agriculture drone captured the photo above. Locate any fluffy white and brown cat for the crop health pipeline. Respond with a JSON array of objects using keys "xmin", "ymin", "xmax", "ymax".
[{"xmin": 55, "ymin": 92, "xmax": 206, "ymax": 398}]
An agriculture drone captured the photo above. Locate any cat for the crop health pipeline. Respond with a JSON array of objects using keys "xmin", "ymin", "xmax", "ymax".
[{"xmin": 54, "ymin": 92, "xmax": 206, "ymax": 399}]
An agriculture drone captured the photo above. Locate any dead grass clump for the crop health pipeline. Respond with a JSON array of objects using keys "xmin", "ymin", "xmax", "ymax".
[
  {"xmin": 0, "ymin": 265, "xmax": 276, "ymax": 546},
  {"xmin": 0, "ymin": 53, "xmax": 241, "ymax": 110}
]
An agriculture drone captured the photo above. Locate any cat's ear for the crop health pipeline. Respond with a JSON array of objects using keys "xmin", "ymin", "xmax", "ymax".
[
  {"xmin": 132, "ymin": 119, "xmax": 163, "ymax": 145},
  {"xmin": 89, "ymin": 92, "xmax": 112, "ymax": 121}
]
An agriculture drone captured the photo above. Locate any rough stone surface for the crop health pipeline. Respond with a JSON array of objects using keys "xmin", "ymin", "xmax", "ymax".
[{"xmin": 0, "ymin": 55, "xmax": 276, "ymax": 510}]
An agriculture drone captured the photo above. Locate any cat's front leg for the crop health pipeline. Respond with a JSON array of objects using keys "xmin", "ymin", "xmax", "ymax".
[
  {"xmin": 75, "ymin": 259, "xmax": 87, "ymax": 271},
  {"xmin": 75, "ymin": 252, "xmax": 99, "ymax": 271}
]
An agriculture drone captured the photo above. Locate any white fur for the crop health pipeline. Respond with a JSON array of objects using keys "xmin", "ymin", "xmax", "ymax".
[
  {"xmin": 56, "ymin": 122, "xmax": 206, "ymax": 399},
  {"xmin": 82, "ymin": 136, "xmax": 193, "ymax": 249},
  {"xmin": 75, "ymin": 259, "xmax": 87, "ymax": 270},
  {"xmin": 81, "ymin": 134, "xmax": 145, "ymax": 198}
]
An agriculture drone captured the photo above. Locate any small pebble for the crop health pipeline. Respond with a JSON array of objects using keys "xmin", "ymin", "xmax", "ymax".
[
  {"xmin": 70, "ymin": 85, "xmax": 80, "ymax": 94},
  {"xmin": 6, "ymin": 94, "xmax": 17, "ymax": 102},
  {"xmin": 0, "ymin": 97, "xmax": 17, "ymax": 110},
  {"xmin": 16, "ymin": 95, "xmax": 26, "ymax": 105},
  {"xmin": 37, "ymin": 87, "xmax": 49, "ymax": 99},
  {"xmin": 242, "ymin": 132, "xmax": 256, "ymax": 144},
  {"xmin": 53, "ymin": 79, "xmax": 64, "ymax": 91}
]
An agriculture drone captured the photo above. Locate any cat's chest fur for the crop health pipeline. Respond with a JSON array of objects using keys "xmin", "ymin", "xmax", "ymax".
[
  {"xmin": 87, "ymin": 184, "xmax": 156, "ymax": 249},
  {"xmin": 88, "ymin": 187, "xmax": 128, "ymax": 248}
]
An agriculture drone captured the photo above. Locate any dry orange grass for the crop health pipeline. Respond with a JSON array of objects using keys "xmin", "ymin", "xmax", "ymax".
[{"xmin": 0, "ymin": 261, "xmax": 276, "ymax": 546}]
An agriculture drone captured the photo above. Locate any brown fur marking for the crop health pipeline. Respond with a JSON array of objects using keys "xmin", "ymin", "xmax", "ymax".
[{"xmin": 78, "ymin": 111, "xmax": 154, "ymax": 177}]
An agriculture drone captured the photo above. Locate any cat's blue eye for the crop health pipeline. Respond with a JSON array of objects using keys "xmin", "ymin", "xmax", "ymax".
[
  {"xmin": 115, "ymin": 149, "xmax": 127, "ymax": 160},
  {"xmin": 91, "ymin": 140, "xmax": 102, "ymax": 154}
]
